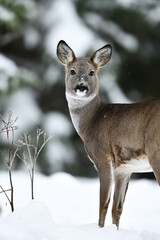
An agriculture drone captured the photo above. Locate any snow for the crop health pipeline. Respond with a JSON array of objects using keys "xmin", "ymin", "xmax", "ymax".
[
  {"xmin": 0, "ymin": 201, "xmax": 54, "ymax": 240},
  {"xmin": 5, "ymin": 89, "xmax": 42, "ymax": 133},
  {"xmin": 100, "ymin": 73, "xmax": 131, "ymax": 103},
  {"xmin": 15, "ymin": 0, "xmax": 37, "ymax": 20},
  {"xmin": 44, "ymin": 64, "xmax": 60, "ymax": 85},
  {"xmin": 42, "ymin": 112, "xmax": 75, "ymax": 171},
  {"xmin": 116, "ymin": 0, "xmax": 137, "ymax": 7},
  {"xmin": 46, "ymin": 140, "xmax": 76, "ymax": 171},
  {"xmin": 145, "ymin": 5, "xmax": 160, "ymax": 23},
  {"xmin": 116, "ymin": 0, "xmax": 160, "ymax": 23},
  {"xmin": 0, "ymin": 54, "xmax": 18, "ymax": 77},
  {"xmin": 0, "ymin": 6, "xmax": 15, "ymax": 21},
  {"xmin": 0, "ymin": 172, "xmax": 160, "ymax": 240},
  {"xmin": 24, "ymin": 28, "xmax": 40, "ymax": 49},
  {"xmin": 44, "ymin": 0, "xmax": 95, "ymax": 57},
  {"xmin": 0, "ymin": 54, "xmax": 38, "ymax": 92},
  {"xmin": 85, "ymin": 13, "xmax": 138, "ymax": 52},
  {"xmin": 42, "ymin": 111, "xmax": 73, "ymax": 137},
  {"xmin": 116, "ymin": 0, "xmax": 153, "ymax": 8}
]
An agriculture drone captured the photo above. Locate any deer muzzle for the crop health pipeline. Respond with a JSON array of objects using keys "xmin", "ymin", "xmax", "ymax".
[{"xmin": 75, "ymin": 83, "xmax": 88, "ymax": 93}]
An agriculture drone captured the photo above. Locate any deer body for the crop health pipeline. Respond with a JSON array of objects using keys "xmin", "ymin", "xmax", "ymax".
[{"xmin": 57, "ymin": 40, "xmax": 160, "ymax": 229}]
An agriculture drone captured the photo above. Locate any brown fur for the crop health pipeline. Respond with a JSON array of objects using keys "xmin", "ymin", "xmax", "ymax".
[{"xmin": 57, "ymin": 40, "xmax": 160, "ymax": 229}]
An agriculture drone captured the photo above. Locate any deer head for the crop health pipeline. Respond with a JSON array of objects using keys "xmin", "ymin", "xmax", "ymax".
[{"xmin": 57, "ymin": 40, "xmax": 112, "ymax": 100}]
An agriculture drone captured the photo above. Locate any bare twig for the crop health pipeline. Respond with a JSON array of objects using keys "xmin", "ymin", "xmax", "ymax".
[
  {"xmin": 0, "ymin": 188, "xmax": 11, "ymax": 194},
  {"xmin": 18, "ymin": 128, "xmax": 53, "ymax": 199},
  {"xmin": 0, "ymin": 186, "xmax": 12, "ymax": 207},
  {"xmin": 0, "ymin": 111, "xmax": 18, "ymax": 212}
]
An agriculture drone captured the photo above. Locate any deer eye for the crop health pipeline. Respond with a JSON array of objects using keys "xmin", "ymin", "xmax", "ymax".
[
  {"xmin": 70, "ymin": 69, "xmax": 76, "ymax": 75},
  {"xmin": 89, "ymin": 71, "xmax": 94, "ymax": 76}
]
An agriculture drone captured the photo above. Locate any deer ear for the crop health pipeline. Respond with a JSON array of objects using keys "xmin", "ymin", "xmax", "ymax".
[
  {"xmin": 57, "ymin": 40, "xmax": 76, "ymax": 65},
  {"xmin": 90, "ymin": 44, "xmax": 112, "ymax": 68}
]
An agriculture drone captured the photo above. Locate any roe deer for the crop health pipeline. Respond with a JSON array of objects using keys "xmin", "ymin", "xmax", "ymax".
[{"xmin": 57, "ymin": 40, "xmax": 160, "ymax": 229}]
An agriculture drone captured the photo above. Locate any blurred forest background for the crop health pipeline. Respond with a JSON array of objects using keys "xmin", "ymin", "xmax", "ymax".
[{"xmin": 0, "ymin": 0, "xmax": 160, "ymax": 178}]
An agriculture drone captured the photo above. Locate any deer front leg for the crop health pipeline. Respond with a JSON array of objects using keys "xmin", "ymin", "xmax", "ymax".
[
  {"xmin": 148, "ymin": 151, "xmax": 160, "ymax": 185},
  {"xmin": 112, "ymin": 173, "xmax": 131, "ymax": 229},
  {"xmin": 98, "ymin": 164, "xmax": 113, "ymax": 227}
]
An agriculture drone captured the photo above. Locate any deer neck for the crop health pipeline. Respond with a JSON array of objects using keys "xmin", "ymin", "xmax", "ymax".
[{"xmin": 66, "ymin": 93, "xmax": 101, "ymax": 140}]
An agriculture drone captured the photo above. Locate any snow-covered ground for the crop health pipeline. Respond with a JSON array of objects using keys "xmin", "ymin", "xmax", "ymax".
[{"xmin": 0, "ymin": 171, "xmax": 160, "ymax": 240}]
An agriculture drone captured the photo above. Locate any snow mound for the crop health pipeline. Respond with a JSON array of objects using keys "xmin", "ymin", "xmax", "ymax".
[
  {"xmin": 0, "ymin": 201, "xmax": 55, "ymax": 240},
  {"xmin": 0, "ymin": 172, "xmax": 160, "ymax": 240}
]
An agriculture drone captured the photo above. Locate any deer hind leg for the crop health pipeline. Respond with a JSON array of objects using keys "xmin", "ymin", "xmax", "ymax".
[
  {"xmin": 149, "ymin": 150, "xmax": 160, "ymax": 185},
  {"xmin": 112, "ymin": 173, "xmax": 131, "ymax": 229},
  {"xmin": 98, "ymin": 164, "xmax": 113, "ymax": 228}
]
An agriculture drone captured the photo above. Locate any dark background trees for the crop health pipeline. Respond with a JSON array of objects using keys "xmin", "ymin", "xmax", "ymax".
[{"xmin": 0, "ymin": 0, "xmax": 160, "ymax": 178}]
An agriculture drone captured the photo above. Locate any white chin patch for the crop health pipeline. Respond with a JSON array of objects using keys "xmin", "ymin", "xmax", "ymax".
[{"xmin": 76, "ymin": 89, "xmax": 87, "ymax": 97}]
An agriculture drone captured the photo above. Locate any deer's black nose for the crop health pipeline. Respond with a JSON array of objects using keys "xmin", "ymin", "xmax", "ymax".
[{"xmin": 75, "ymin": 83, "xmax": 88, "ymax": 93}]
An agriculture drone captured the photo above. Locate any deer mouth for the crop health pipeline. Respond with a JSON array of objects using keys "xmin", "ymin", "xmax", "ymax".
[{"xmin": 75, "ymin": 84, "xmax": 89, "ymax": 97}]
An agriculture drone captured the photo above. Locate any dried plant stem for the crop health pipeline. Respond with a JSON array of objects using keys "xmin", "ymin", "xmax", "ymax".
[
  {"xmin": 0, "ymin": 188, "xmax": 11, "ymax": 194},
  {"xmin": 0, "ymin": 111, "xmax": 18, "ymax": 212},
  {"xmin": 8, "ymin": 166, "xmax": 14, "ymax": 211},
  {"xmin": 18, "ymin": 128, "xmax": 52, "ymax": 200},
  {"xmin": 0, "ymin": 186, "xmax": 11, "ymax": 206},
  {"xmin": 31, "ymin": 168, "xmax": 34, "ymax": 200}
]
